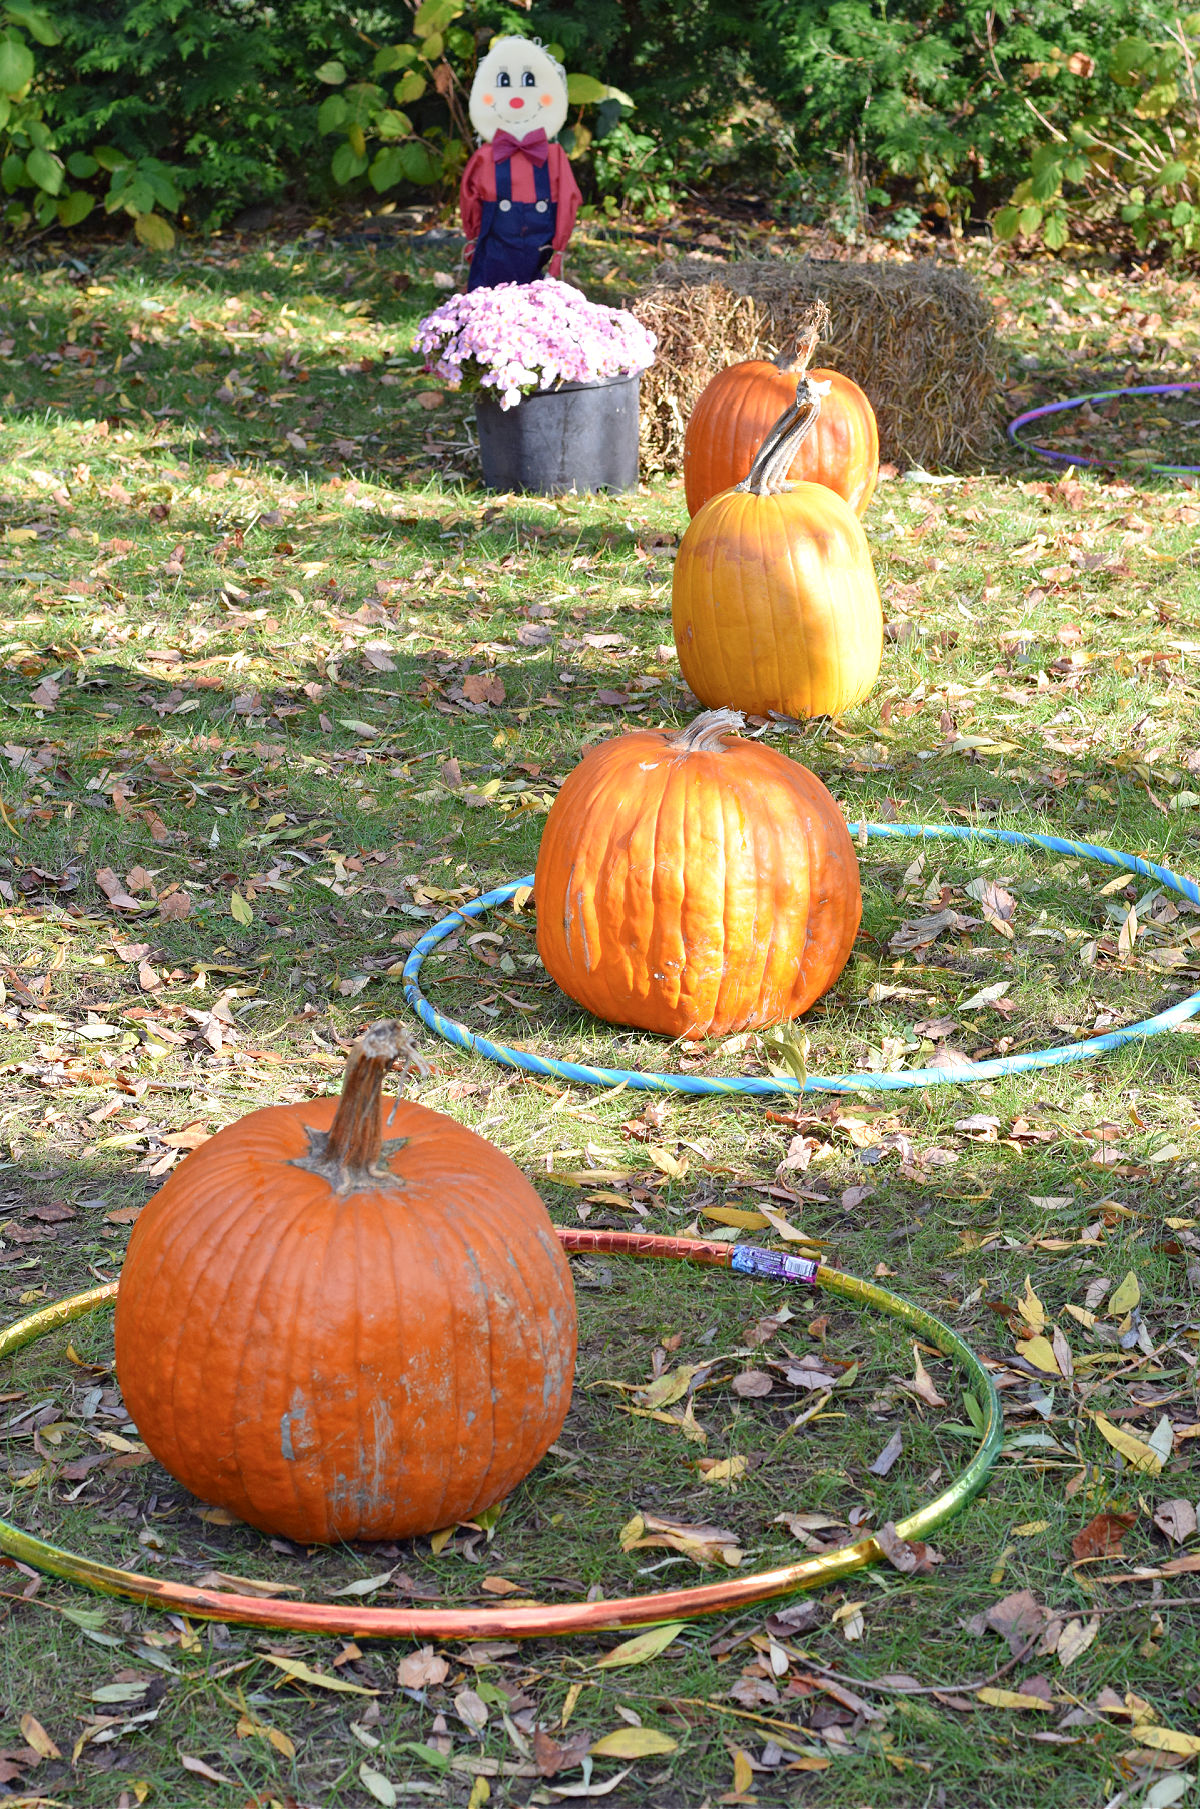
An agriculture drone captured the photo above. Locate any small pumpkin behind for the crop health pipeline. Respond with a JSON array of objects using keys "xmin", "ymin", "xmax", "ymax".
[
  {"xmin": 534, "ymin": 709, "xmax": 861, "ymax": 1041},
  {"xmin": 684, "ymin": 351, "xmax": 878, "ymax": 519},
  {"xmin": 673, "ymin": 373, "xmax": 883, "ymax": 723},
  {"xmin": 115, "ymin": 1023, "xmax": 576, "ymax": 1545}
]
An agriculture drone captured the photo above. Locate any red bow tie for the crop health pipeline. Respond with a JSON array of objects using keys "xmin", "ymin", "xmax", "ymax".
[{"xmin": 492, "ymin": 127, "xmax": 549, "ymax": 165}]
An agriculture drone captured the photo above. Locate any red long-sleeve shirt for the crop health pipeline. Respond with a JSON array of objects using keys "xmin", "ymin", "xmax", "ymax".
[{"xmin": 460, "ymin": 142, "xmax": 581, "ymax": 278}]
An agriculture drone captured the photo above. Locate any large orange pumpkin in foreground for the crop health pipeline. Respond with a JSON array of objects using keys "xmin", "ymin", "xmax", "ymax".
[
  {"xmin": 534, "ymin": 709, "xmax": 861, "ymax": 1040},
  {"xmin": 115, "ymin": 1023, "xmax": 576, "ymax": 1544},
  {"xmin": 684, "ymin": 354, "xmax": 878, "ymax": 518},
  {"xmin": 673, "ymin": 374, "xmax": 883, "ymax": 723}
]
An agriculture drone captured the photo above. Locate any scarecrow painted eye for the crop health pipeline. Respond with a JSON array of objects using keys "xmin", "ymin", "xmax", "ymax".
[
  {"xmin": 497, "ymin": 69, "xmax": 511, "ymax": 88},
  {"xmin": 522, "ymin": 69, "xmax": 536, "ymax": 87}
]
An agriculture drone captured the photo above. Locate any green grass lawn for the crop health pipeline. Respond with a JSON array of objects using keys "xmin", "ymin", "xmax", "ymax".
[{"xmin": 0, "ymin": 217, "xmax": 1199, "ymax": 1809}]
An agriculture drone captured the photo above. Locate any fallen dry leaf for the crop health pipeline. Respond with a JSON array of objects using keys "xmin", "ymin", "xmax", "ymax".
[
  {"xmin": 534, "ymin": 1728, "xmax": 592, "ymax": 1776},
  {"xmin": 594, "ymin": 1621, "xmax": 686, "ymax": 1669},
  {"xmin": 454, "ymin": 1687, "xmax": 489, "ymax": 1733},
  {"xmin": 906, "ymin": 1344, "xmax": 947, "ymax": 1408},
  {"xmin": 180, "ymin": 1752, "xmax": 234, "ymax": 1784},
  {"xmin": 1017, "ymin": 1275, "xmax": 1046, "ymax": 1334},
  {"xmin": 359, "ymin": 1760, "xmax": 398, "ymax": 1805},
  {"xmin": 634, "ymin": 1361, "xmax": 710, "ymax": 1411},
  {"xmin": 589, "ymin": 1727, "xmax": 678, "ymax": 1759},
  {"xmin": 875, "ymin": 1521, "xmax": 943, "ymax": 1574},
  {"xmin": 162, "ymin": 1122, "xmax": 210, "ymax": 1150},
  {"xmin": 158, "ymin": 889, "xmax": 192, "ymax": 921},
  {"xmin": 869, "ymin": 1429, "xmax": 903, "ymax": 1476},
  {"xmin": 1132, "ymin": 1726, "xmax": 1200, "ymax": 1757},
  {"xmin": 620, "ymin": 1513, "xmax": 742, "ymax": 1568},
  {"xmin": 728, "ymin": 1673, "xmax": 778, "ymax": 1708},
  {"xmin": 976, "ymin": 1687, "xmax": 1055, "ymax": 1711},
  {"xmin": 832, "ymin": 1599, "xmax": 865, "ymax": 1640},
  {"xmin": 1108, "ymin": 1270, "xmax": 1141, "ymax": 1316},
  {"xmin": 396, "ymin": 1646, "xmax": 449, "ymax": 1690},
  {"xmin": 19, "ymin": 1713, "xmax": 60, "ymax": 1760},
  {"xmin": 695, "ymin": 1454, "xmax": 748, "ymax": 1488},
  {"xmin": 967, "ymin": 1588, "xmax": 1050, "ymax": 1656},
  {"xmin": 235, "ymin": 1713, "xmax": 295, "ymax": 1758},
  {"xmin": 1015, "ymin": 1334, "xmax": 1061, "ymax": 1375},
  {"xmin": 95, "ymin": 867, "xmax": 144, "ymax": 912},
  {"xmin": 1152, "ymin": 1499, "xmax": 1197, "ymax": 1544},
  {"xmin": 1055, "ymin": 1614, "xmax": 1100, "ymax": 1667},
  {"xmin": 1091, "ymin": 1412, "xmax": 1163, "ymax": 1475},
  {"xmin": 731, "ymin": 1369, "xmax": 773, "ymax": 1398},
  {"xmin": 194, "ymin": 1571, "xmax": 302, "ymax": 1599},
  {"xmin": 1072, "ymin": 1510, "xmax": 1137, "ymax": 1561},
  {"xmin": 729, "ymin": 1749, "xmax": 754, "ymax": 1796},
  {"xmin": 461, "ymin": 672, "xmax": 505, "ymax": 706},
  {"xmin": 260, "ymin": 1654, "xmax": 377, "ymax": 1694}
]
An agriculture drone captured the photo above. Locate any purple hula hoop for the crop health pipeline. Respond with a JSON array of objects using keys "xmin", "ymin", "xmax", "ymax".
[{"xmin": 1008, "ymin": 380, "xmax": 1200, "ymax": 474}]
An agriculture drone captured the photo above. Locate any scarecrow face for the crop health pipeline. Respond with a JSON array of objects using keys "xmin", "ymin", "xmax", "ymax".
[{"xmin": 469, "ymin": 37, "xmax": 569, "ymax": 143}]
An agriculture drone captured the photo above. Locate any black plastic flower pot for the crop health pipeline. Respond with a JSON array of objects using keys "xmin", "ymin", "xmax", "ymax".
[{"xmin": 475, "ymin": 374, "xmax": 640, "ymax": 495}]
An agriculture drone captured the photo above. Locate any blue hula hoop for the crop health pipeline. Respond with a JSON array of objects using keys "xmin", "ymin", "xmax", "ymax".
[
  {"xmin": 1008, "ymin": 380, "xmax": 1200, "ymax": 476},
  {"xmin": 402, "ymin": 822, "xmax": 1200, "ymax": 1096}
]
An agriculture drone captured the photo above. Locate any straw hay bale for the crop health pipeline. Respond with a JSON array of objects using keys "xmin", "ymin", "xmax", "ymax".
[
  {"xmin": 631, "ymin": 280, "xmax": 762, "ymax": 478},
  {"xmin": 634, "ymin": 256, "xmax": 999, "ymax": 475}
]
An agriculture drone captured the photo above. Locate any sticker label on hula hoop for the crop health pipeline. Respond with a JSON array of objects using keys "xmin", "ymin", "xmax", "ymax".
[{"xmin": 731, "ymin": 1245, "xmax": 819, "ymax": 1284}]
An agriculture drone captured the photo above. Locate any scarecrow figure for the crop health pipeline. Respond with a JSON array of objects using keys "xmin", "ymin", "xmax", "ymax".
[{"xmin": 461, "ymin": 37, "xmax": 582, "ymax": 291}]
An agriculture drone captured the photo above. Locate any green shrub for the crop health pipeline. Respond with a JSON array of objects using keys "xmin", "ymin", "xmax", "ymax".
[
  {"xmin": 1, "ymin": 0, "xmax": 75, "ymax": 230},
  {"xmin": 588, "ymin": 119, "xmax": 678, "ymax": 220},
  {"xmin": 994, "ymin": 10, "xmax": 1200, "ymax": 258},
  {"xmin": 40, "ymin": 0, "xmax": 367, "ymax": 227},
  {"xmin": 0, "ymin": 0, "xmax": 180, "ymax": 241},
  {"xmin": 756, "ymin": 0, "xmax": 1165, "ymax": 230}
]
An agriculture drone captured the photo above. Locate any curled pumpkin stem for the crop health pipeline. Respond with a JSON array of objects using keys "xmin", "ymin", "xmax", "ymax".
[
  {"xmin": 739, "ymin": 374, "xmax": 828, "ymax": 498},
  {"xmin": 297, "ymin": 1020, "xmax": 428, "ymax": 1193},
  {"xmin": 774, "ymin": 300, "xmax": 831, "ymax": 378},
  {"xmin": 668, "ymin": 709, "xmax": 745, "ymax": 753}
]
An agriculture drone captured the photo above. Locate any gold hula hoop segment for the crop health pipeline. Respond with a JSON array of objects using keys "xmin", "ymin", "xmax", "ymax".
[{"xmin": 0, "ymin": 1234, "xmax": 1003, "ymax": 1639}]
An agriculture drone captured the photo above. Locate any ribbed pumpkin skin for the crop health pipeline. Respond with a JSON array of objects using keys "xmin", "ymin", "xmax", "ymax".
[
  {"xmin": 534, "ymin": 725, "xmax": 861, "ymax": 1039},
  {"xmin": 684, "ymin": 364, "xmax": 878, "ymax": 517},
  {"xmin": 672, "ymin": 482, "xmax": 883, "ymax": 722},
  {"xmin": 114, "ymin": 1097, "xmax": 576, "ymax": 1544}
]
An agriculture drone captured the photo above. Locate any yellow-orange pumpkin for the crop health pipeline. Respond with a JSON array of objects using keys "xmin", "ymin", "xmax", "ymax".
[
  {"xmin": 673, "ymin": 375, "xmax": 883, "ymax": 722},
  {"xmin": 684, "ymin": 357, "xmax": 878, "ymax": 518},
  {"xmin": 534, "ymin": 709, "xmax": 861, "ymax": 1040},
  {"xmin": 114, "ymin": 1024, "xmax": 576, "ymax": 1544}
]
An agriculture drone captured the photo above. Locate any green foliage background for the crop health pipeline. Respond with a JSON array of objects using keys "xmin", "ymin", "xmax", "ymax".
[{"xmin": 6, "ymin": 0, "xmax": 1200, "ymax": 251}]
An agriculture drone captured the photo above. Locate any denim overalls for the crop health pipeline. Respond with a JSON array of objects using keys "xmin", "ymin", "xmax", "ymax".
[{"xmin": 467, "ymin": 153, "xmax": 555, "ymax": 292}]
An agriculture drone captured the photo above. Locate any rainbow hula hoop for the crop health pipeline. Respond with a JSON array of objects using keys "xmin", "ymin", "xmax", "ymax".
[
  {"xmin": 0, "ymin": 1239, "xmax": 1002, "ymax": 1637},
  {"xmin": 1008, "ymin": 380, "xmax": 1200, "ymax": 475}
]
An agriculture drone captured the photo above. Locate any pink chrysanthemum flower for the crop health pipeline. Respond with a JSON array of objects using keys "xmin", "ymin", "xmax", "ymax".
[{"xmin": 414, "ymin": 278, "xmax": 657, "ymax": 410}]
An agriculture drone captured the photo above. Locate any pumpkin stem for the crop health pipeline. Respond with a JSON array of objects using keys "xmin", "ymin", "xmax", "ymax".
[
  {"xmin": 772, "ymin": 301, "xmax": 831, "ymax": 376},
  {"xmin": 295, "ymin": 1021, "xmax": 427, "ymax": 1194},
  {"xmin": 738, "ymin": 372, "xmax": 829, "ymax": 498},
  {"xmin": 668, "ymin": 708, "xmax": 745, "ymax": 753}
]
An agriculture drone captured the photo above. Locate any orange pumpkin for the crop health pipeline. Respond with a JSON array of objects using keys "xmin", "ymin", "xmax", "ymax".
[
  {"xmin": 684, "ymin": 342, "xmax": 878, "ymax": 518},
  {"xmin": 673, "ymin": 375, "xmax": 883, "ymax": 723},
  {"xmin": 114, "ymin": 1023, "xmax": 576, "ymax": 1544},
  {"xmin": 534, "ymin": 709, "xmax": 861, "ymax": 1040}
]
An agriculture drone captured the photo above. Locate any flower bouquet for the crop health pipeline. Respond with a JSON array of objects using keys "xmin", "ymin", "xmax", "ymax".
[{"xmin": 414, "ymin": 277, "xmax": 656, "ymax": 411}]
